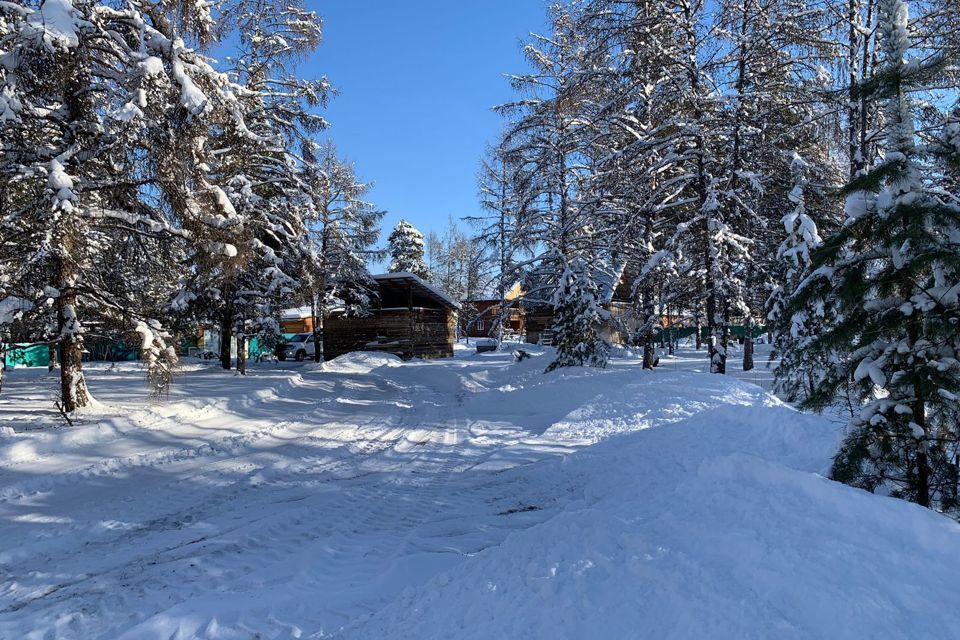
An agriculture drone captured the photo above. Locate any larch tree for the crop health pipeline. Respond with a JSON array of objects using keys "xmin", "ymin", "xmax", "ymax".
[
  {"xmin": 500, "ymin": 3, "xmax": 612, "ymax": 371},
  {"xmin": 198, "ymin": 0, "xmax": 327, "ymax": 373},
  {"xmin": 302, "ymin": 140, "xmax": 383, "ymax": 361},
  {"xmin": 472, "ymin": 141, "xmax": 531, "ymax": 343},
  {"xmin": 0, "ymin": 0, "xmax": 227, "ymax": 410}
]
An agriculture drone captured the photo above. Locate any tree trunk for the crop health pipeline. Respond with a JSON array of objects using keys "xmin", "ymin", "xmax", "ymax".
[
  {"xmin": 311, "ymin": 296, "xmax": 322, "ymax": 363},
  {"xmin": 219, "ymin": 282, "xmax": 234, "ymax": 371},
  {"xmin": 48, "ymin": 344, "xmax": 58, "ymax": 372},
  {"xmin": 743, "ymin": 316, "xmax": 755, "ymax": 372},
  {"xmin": 236, "ymin": 332, "xmax": 246, "ymax": 376},
  {"xmin": 642, "ymin": 335, "xmax": 656, "ymax": 370},
  {"xmin": 58, "ymin": 283, "xmax": 90, "ymax": 413},
  {"xmin": 706, "ymin": 294, "xmax": 721, "ymax": 373},
  {"xmin": 641, "ymin": 288, "xmax": 657, "ymax": 370},
  {"xmin": 907, "ymin": 308, "xmax": 930, "ymax": 507}
]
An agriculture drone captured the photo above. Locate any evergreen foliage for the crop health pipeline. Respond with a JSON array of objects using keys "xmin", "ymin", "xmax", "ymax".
[
  {"xmin": 545, "ymin": 259, "xmax": 610, "ymax": 372},
  {"xmin": 387, "ymin": 219, "xmax": 429, "ymax": 279},
  {"xmin": 783, "ymin": 0, "xmax": 960, "ymax": 512},
  {"xmin": 0, "ymin": 0, "xmax": 382, "ymax": 401}
]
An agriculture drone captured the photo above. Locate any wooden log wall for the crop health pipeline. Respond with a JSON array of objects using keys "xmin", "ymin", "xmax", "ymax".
[
  {"xmin": 524, "ymin": 311, "xmax": 553, "ymax": 345},
  {"xmin": 324, "ymin": 308, "xmax": 455, "ymax": 361}
]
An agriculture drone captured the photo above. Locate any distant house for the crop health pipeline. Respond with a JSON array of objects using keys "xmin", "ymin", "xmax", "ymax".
[
  {"xmin": 523, "ymin": 264, "xmax": 639, "ymax": 346},
  {"xmin": 323, "ymin": 273, "xmax": 459, "ymax": 361},
  {"xmin": 280, "ymin": 306, "xmax": 314, "ymax": 335},
  {"xmin": 460, "ymin": 282, "xmax": 524, "ymax": 338}
]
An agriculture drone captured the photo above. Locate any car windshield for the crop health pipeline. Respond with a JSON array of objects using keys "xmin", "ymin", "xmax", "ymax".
[{"xmin": 289, "ymin": 334, "xmax": 308, "ymax": 343}]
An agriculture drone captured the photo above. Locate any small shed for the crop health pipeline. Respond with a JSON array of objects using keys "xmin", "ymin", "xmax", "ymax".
[{"xmin": 323, "ymin": 273, "xmax": 459, "ymax": 361}]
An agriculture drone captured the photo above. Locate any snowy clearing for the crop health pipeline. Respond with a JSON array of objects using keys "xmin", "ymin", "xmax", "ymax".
[{"xmin": 1, "ymin": 347, "xmax": 959, "ymax": 639}]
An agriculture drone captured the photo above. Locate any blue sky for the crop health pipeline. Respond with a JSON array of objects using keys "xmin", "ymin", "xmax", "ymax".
[{"xmin": 302, "ymin": 1, "xmax": 546, "ymax": 261}]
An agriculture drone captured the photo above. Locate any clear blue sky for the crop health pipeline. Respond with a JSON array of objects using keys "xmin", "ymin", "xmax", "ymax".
[{"xmin": 302, "ymin": 1, "xmax": 546, "ymax": 262}]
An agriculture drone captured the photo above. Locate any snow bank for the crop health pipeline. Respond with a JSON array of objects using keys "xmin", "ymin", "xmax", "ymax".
[
  {"xmin": 322, "ymin": 351, "xmax": 403, "ymax": 374},
  {"xmin": 344, "ymin": 400, "xmax": 960, "ymax": 640}
]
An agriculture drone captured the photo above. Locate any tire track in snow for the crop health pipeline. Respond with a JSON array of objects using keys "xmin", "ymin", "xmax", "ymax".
[{"xmin": 0, "ymin": 362, "xmax": 548, "ymax": 639}]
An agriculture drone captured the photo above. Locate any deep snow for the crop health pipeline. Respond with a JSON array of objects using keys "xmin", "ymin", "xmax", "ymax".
[{"xmin": 0, "ymin": 345, "xmax": 958, "ymax": 639}]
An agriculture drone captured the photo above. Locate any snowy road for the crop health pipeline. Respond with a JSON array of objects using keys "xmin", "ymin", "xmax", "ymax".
[
  {"xmin": 2, "ymin": 346, "xmax": 959, "ymax": 639},
  {"xmin": 0, "ymin": 349, "xmax": 601, "ymax": 638}
]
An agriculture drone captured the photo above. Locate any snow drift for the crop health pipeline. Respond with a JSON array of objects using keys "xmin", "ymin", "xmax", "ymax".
[{"xmin": 343, "ymin": 394, "xmax": 960, "ymax": 640}]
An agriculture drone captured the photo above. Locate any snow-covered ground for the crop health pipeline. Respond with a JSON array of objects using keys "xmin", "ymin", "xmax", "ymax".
[{"xmin": 1, "ymin": 345, "xmax": 958, "ymax": 639}]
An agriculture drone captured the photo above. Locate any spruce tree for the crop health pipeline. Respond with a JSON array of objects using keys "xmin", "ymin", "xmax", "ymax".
[
  {"xmin": 545, "ymin": 258, "xmax": 610, "ymax": 372},
  {"xmin": 787, "ymin": 0, "xmax": 960, "ymax": 512},
  {"xmin": 769, "ymin": 153, "xmax": 834, "ymax": 402},
  {"xmin": 387, "ymin": 220, "xmax": 429, "ymax": 279}
]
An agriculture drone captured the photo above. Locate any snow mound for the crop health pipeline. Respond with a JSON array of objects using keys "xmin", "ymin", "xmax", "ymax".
[
  {"xmin": 343, "ymin": 403, "xmax": 960, "ymax": 640},
  {"xmin": 322, "ymin": 351, "xmax": 404, "ymax": 374}
]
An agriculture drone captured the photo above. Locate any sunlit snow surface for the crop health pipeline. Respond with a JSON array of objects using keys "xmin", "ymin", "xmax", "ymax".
[{"xmin": 1, "ymin": 344, "xmax": 958, "ymax": 639}]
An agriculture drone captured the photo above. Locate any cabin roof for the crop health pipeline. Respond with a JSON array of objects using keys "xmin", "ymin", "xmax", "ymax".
[
  {"xmin": 280, "ymin": 305, "xmax": 313, "ymax": 320},
  {"xmin": 372, "ymin": 273, "xmax": 461, "ymax": 311}
]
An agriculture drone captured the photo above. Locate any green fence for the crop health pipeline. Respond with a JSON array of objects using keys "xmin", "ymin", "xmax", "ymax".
[
  {"xmin": 660, "ymin": 325, "xmax": 767, "ymax": 341},
  {"xmin": 4, "ymin": 340, "xmax": 139, "ymax": 368},
  {"xmin": 3, "ymin": 343, "xmax": 51, "ymax": 368},
  {"xmin": 5, "ymin": 335, "xmax": 276, "ymax": 368}
]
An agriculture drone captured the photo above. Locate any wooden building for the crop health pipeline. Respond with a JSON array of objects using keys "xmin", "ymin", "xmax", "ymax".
[
  {"xmin": 323, "ymin": 273, "xmax": 459, "ymax": 361},
  {"xmin": 460, "ymin": 282, "xmax": 525, "ymax": 338},
  {"xmin": 280, "ymin": 306, "xmax": 314, "ymax": 334},
  {"xmin": 523, "ymin": 264, "xmax": 639, "ymax": 346}
]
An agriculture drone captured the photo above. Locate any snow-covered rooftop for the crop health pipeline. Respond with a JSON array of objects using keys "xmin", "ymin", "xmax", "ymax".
[
  {"xmin": 372, "ymin": 272, "xmax": 461, "ymax": 310},
  {"xmin": 280, "ymin": 306, "xmax": 312, "ymax": 320}
]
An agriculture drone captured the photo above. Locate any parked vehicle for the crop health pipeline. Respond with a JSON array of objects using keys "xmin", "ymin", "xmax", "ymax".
[{"xmin": 275, "ymin": 333, "xmax": 317, "ymax": 361}]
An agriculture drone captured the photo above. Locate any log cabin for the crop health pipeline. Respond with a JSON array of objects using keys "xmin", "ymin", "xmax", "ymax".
[{"xmin": 323, "ymin": 273, "xmax": 459, "ymax": 361}]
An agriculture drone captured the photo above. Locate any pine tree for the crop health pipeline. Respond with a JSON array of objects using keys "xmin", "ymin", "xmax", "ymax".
[{"xmin": 387, "ymin": 220, "xmax": 429, "ymax": 278}]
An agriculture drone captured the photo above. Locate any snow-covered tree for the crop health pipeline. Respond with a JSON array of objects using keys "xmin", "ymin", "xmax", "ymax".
[
  {"xmin": 471, "ymin": 142, "xmax": 531, "ymax": 343},
  {"xmin": 545, "ymin": 258, "xmax": 610, "ymax": 372},
  {"xmin": 0, "ymin": 0, "xmax": 229, "ymax": 409},
  {"xmin": 497, "ymin": 3, "xmax": 616, "ymax": 368},
  {"xmin": 769, "ymin": 153, "xmax": 834, "ymax": 401},
  {"xmin": 789, "ymin": 0, "xmax": 960, "ymax": 512},
  {"xmin": 0, "ymin": 0, "xmax": 364, "ymax": 400},
  {"xmin": 387, "ymin": 219, "xmax": 429, "ymax": 278},
  {"xmin": 302, "ymin": 140, "xmax": 383, "ymax": 360},
  {"xmin": 194, "ymin": 0, "xmax": 327, "ymax": 373}
]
